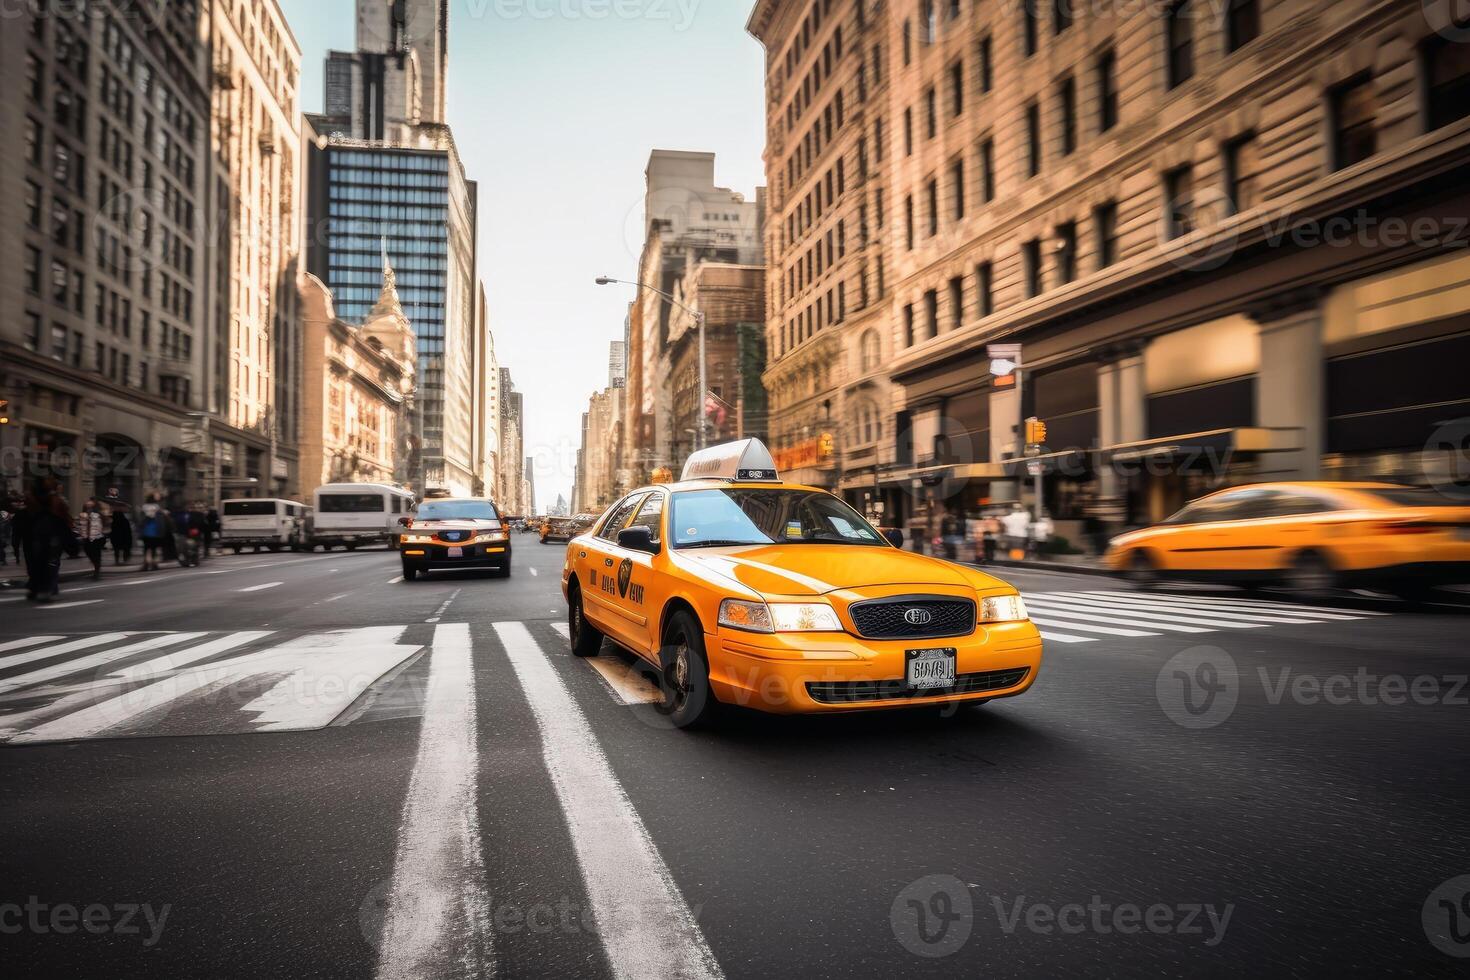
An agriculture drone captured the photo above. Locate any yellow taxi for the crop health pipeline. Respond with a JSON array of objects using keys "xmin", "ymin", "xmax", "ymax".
[
  {"xmin": 561, "ymin": 439, "xmax": 1043, "ymax": 727},
  {"xmin": 1105, "ymin": 482, "xmax": 1470, "ymax": 597}
]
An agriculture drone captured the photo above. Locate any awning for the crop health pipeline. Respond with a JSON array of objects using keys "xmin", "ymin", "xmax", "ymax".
[
  {"xmin": 1101, "ymin": 427, "xmax": 1301, "ymax": 462},
  {"xmin": 1000, "ymin": 449, "xmax": 1092, "ymax": 479},
  {"xmin": 901, "ymin": 462, "xmax": 1008, "ymax": 485}
]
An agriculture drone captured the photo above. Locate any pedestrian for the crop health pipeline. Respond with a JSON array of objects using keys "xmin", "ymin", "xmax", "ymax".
[
  {"xmin": 9, "ymin": 496, "xmax": 23, "ymax": 565},
  {"xmin": 1030, "ymin": 513, "xmax": 1054, "ymax": 558},
  {"xmin": 940, "ymin": 511, "xmax": 964, "ymax": 561},
  {"xmin": 0, "ymin": 501, "xmax": 11, "ymax": 566},
  {"xmin": 109, "ymin": 504, "xmax": 134, "ymax": 565},
  {"xmin": 206, "ymin": 505, "xmax": 221, "ymax": 556},
  {"xmin": 139, "ymin": 493, "xmax": 172, "ymax": 572},
  {"xmin": 982, "ymin": 512, "xmax": 1002, "ymax": 564},
  {"xmin": 76, "ymin": 497, "xmax": 107, "ymax": 579},
  {"xmin": 1001, "ymin": 504, "xmax": 1031, "ymax": 559},
  {"xmin": 18, "ymin": 479, "xmax": 73, "ymax": 602}
]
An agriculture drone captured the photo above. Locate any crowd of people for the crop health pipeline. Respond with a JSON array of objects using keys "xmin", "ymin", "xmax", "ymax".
[
  {"xmin": 0, "ymin": 481, "xmax": 220, "ymax": 602},
  {"xmin": 931, "ymin": 503, "xmax": 1057, "ymax": 565}
]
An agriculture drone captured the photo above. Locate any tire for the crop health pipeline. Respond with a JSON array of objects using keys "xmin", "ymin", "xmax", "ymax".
[
  {"xmin": 658, "ymin": 609, "xmax": 720, "ymax": 729},
  {"xmin": 346, "ymin": 543, "xmax": 358, "ymax": 551},
  {"xmin": 1125, "ymin": 550, "xmax": 1159, "ymax": 587},
  {"xmin": 1286, "ymin": 551, "xmax": 1336, "ymax": 595},
  {"xmin": 231, "ymin": 546, "xmax": 242, "ymax": 555},
  {"xmin": 402, "ymin": 564, "xmax": 419, "ymax": 582},
  {"xmin": 568, "ymin": 582, "xmax": 603, "ymax": 657}
]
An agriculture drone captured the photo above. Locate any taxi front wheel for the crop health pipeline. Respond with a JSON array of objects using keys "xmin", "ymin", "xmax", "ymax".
[
  {"xmin": 659, "ymin": 610, "xmax": 719, "ymax": 729},
  {"xmin": 569, "ymin": 582, "xmax": 604, "ymax": 657}
]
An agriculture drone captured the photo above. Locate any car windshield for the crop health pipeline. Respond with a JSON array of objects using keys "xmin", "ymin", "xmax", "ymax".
[
  {"xmin": 670, "ymin": 488, "xmax": 887, "ymax": 548},
  {"xmin": 416, "ymin": 501, "xmax": 500, "ymax": 522}
]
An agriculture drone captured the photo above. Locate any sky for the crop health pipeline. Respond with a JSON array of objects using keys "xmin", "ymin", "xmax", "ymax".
[{"xmin": 279, "ymin": 0, "xmax": 767, "ymax": 510}]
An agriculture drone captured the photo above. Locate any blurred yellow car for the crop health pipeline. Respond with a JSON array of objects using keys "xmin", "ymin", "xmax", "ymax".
[
  {"xmin": 561, "ymin": 439, "xmax": 1042, "ymax": 727},
  {"xmin": 1105, "ymin": 482, "xmax": 1470, "ymax": 597}
]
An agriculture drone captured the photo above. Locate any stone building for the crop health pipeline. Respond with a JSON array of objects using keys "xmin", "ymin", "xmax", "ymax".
[
  {"xmin": 1, "ymin": 2, "xmax": 213, "ymax": 508},
  {"xmin": 751, "ymin": 0, "xmax": 1470, "ymax": 542},
  {"xmin": 296, "ymin": 267, "xmax": 415, "ymax": 498},
  {"xmin": 208, "ymin": 0, "xmax": 303, "ymax": 500}
]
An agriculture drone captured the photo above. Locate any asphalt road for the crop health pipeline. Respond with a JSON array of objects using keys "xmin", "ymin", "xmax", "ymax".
[{"xmin": 1, "ymin": 540, "xmax": 1467, "ymax": 978}]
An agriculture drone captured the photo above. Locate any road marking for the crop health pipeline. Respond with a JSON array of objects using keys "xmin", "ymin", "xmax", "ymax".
[
  {"xmin": 0, "ymin": 633, "xmax": 206, "ymax": 695},
  {"xmin": 1046, "ymin": 592, "xmax": 1323, "ymax": 625},
  {"xmin": 1022, "ymin": 599, "xmax": 1215, "ymax": 634},
  {"xmin": 324, "ymin": 593, "xmax": 352, "ymax": 603},
  {"xmin": 1026, "ymin": 617, "xmax": 1158, "ymax": 638},
  {"xmin": 387, "ymin": 576, "xmax": 404, "ymax": 585},
  {"xmin": 1022, "ymin": 594, "xmax": 1271, "ymax": 629},
  {"xmin": 0, "ymin": 636, "xmax": 65, "ymax": 654},
  {"xmin": 239, "ymin": 628, "xmax": 419, "ymax": 731},
  {"xmin": 424, "ymin": 589, "xmax": 461, "ymax": 624},
  {"xmin": 1085, "ymin": 590, "xmax": 1391, "ymax": 617},
  {"xmin": 528, "ymin": 567, "xmax": 538, "ymax": 577},
  {"xmin": 376, "ymin": 623, "xmax": 491, "ymax": 980},
  {"xmin": 586, "ymin": 656, "xmax": 664, "ymax": 705},
  {"xmin": 1035, "ymin": 629, "xmax": 1096, "ymax": 644},
  {"xmin": 550, "ymin": 622, "xmax": 570, "ymax": 640},
  {"xmin": 238, "ymin": 582, "xmax": 283, "ymax": 593},
  {"xmin": 0, "ymin": 633, "xmax": 132, "ymax": 672},
  {"xmin": 39, "ymin": 600, "xmax": 105, "ymax": 610},
  {"xmin": 494, "ymin": 621, "xmax": 723, "ymax": 980},
  {"xmin": 1086, "ymin": 592, "xmax": 1364, "ymax": 621}
]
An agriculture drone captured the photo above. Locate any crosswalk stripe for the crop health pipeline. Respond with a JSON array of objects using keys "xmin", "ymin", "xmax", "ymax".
[
  {"xmin": 376, "ymin": 624, "xmax": 491, "ymax": 979},
  {"xmin": 1045, "ymin": 592, "xmax": 1326, "ymax": 625},
  {"xmin": 1023, "ymin": 595, "xmax": 1272, "ymax": 629},
  {"xmin": 1023, "ymin": 600, "xmax": 1216, "ymax": 633},
  {"xmin": 39, "ymin": 600, "xmax": 105, "ymax": 609},
  {"xmin": 494, "ymin": 621, "xmax": 723, "ymax": 980},
  {"xmin": 1035, "ymin": 629, "xmax": 1096, "ymax": 644},
  {"xmin": 0, "ymin": 633, "xmax": 207, "ymax": 695},
  {"xmin": 1025, "ymin": 616, "xmax": 1159, "ymax": 638},
  {"xmin": 1084, "ymin": 590, "xmax": 1391, "ymax": 617},
  {"xmin": 110, "ymin": 631, "xmax": 276, "ymax": 683},
  {"xmin": 240, "ymin": 628, "xmax": 419, "ymax": 732},
  {"xmin": 238, "ymin": 582, "xmax": 283, "ymax": 593},
  {"xmin": 0, "ymin": 633, "xmax": 133, "ymax": 673},
  {"xmin": 1078, "ymin": 592, "xmax": 1365, "ymax": 621},
  {"xmin": 0, "ymin": 636, "xmax": 65, "ymax": 654}
]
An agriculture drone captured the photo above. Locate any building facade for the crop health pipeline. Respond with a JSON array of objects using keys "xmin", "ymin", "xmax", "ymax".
[
  {"xmin": 297, "ymin": 269, "xmax": 415, "ymax": 498},
  {"xmin": 1, "ymin": 1, "xmax": 213, "ymax": 508},
  {"xmin": 208, "ymin": 0, "xmax": 303, "ymax": 501},
  {"xmin": 751, "ymin": 0, "xmax": 1470, "ymax": 543},
  {"xmin": 497, "ymin": 368, "xmax": 527, "ymax": 515}
]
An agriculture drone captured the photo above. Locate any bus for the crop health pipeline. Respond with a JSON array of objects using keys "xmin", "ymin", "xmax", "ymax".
[
  {"xmin": 312, "ymin": 483, "xmax": 417, "ymax": 550},
  {"xmin": 220, "ymin": 499, "xmax": 311, "ymax": 553}
]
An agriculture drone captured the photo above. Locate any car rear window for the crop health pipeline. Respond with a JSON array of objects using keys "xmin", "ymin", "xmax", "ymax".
[
  {"xmin": 223, "ymin": 501, "xmax": 276, "ymax": 516},
  {"xmin": 318, "ymin": 494, "xmax": 385, "ymax": 513},
  {"xmin": 1357, "ymin": 488, "xmax": 1465, "ymax": 507}
]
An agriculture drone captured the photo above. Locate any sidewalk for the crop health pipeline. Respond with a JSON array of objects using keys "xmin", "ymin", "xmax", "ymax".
[
  {"xmin": 984, "ymin": 552, "xmax": 1116, "ymax": 576},
  {"xmin": 1, "ymin": 557, "xmax": 145, "ymax": 590}
]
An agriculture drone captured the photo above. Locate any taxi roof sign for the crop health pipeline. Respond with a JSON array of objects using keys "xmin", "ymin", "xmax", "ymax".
[{"xmin": 679, "ymin": 438, "xmax": 781, "ymax": 483}]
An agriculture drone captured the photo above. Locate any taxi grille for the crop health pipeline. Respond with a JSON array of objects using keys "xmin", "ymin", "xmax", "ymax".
[
  {"xmin": 806, "ymin": 667, "xmax": 1030, "ymax": 705},
  {"xmin": 847, "ymin": 596, "xmax": 976, "ymax": 640}
]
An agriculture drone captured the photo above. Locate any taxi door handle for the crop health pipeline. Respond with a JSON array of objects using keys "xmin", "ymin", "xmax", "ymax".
[
  {"xmin": 604, "ymin": 558, "xmax": 614, "ymax": 567},
  {"xmin": 578, "ymin": 551, "xmax": 587, "ymax": 559}
]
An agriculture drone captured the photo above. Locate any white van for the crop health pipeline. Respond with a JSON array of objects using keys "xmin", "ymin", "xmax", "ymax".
[
  {"xmin": 312, "ymin": 483, "xmax": 416, "ymax": 550},
  {"xmin": 220, "ymin": 498, "xmax": 311, "ymax": 553}
]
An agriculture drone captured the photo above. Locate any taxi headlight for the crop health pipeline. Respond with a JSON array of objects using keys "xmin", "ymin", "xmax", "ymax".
[
  {"xmin": 979, "ymin": 594, "xmax": 1028, "ymax": 623},
  {"xmin": 768, "ymin": 603, "xmax": 843, "ymax": 632},
  {"xmin": 477, "ymin": 531, "xmax": 509, "ymax": 543},
  {"xmin": 404, "ymin": 534, "xmax": 434, "ymax": 544},
  {"xmin": 718, "ymin": 599, "xmax": 773, "ymax": 633}
]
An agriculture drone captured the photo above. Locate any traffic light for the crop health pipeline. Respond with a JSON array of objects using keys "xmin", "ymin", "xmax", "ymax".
[{"xmin": 1025, "ymin": 417, "xmax": 1047, "ymax": 446}]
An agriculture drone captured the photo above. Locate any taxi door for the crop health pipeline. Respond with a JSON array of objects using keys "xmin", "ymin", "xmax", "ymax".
[
  {"xmin": 576, "ymin": 493, "xmax": 647, "ymax": 650},
  {"xmin": 597, "ymin": 491, "xmax": 666, "ymax": 660}
]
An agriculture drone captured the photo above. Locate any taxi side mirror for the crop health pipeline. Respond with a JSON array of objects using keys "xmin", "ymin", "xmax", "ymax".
[
  {"xmin": 881, "ymin": 528, "xmax": 905, "ymax": 548},
  {"xmin": 617, "ymin": 525, "xmax": 660, "ymax": 555}
]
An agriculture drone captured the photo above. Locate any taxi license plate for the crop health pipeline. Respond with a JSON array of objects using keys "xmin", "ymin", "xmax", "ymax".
[
  {"xmin": 905, "ymin": 648, "xmax": 957, "ymax": 690},
  {"xmin": 447, "ymin": 547, "xmax": 464, "ymax": 558}
]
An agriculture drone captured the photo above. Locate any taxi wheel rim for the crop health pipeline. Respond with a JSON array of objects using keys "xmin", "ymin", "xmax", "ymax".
[{"xmin": 668, "ymin": 639, "xmax": 691, "ymax": 710}]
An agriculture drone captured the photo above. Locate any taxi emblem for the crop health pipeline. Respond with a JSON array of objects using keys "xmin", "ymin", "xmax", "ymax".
[
  {"xmin": 617, "ymin": 558, "xmax": 633, "ymax": 598},
  {"xmin": 903, "ymin": 608, "xmax": 933, "ymax": 626}
]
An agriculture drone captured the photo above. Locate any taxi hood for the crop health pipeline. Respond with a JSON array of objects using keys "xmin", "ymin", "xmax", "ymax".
[{"xmin": 676, "ymin": 545, "xmax": 974, "ymax": 596}]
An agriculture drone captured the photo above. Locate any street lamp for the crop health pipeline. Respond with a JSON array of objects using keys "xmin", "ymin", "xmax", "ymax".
[{"xmin": 595, "ymin": 275, "xmax": 708, "ymax": 450}]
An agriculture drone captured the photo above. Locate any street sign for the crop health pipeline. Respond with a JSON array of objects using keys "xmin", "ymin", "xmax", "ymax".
[{"xmin": 1027, "ymin": 460, "xmax": 1043, "ymax": 477}]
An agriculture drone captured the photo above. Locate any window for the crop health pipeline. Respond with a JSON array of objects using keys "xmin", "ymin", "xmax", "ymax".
[
  {"xmin": 950, "ymin": 60, "xmax": 964, "ymax": 116},
  {"xmin": 925, "ymin": 86, "xmax": 937, "ymax": 138},
  {"xmin": 26, "ymin": 180, "xmax": 41, "ymax": 228},
  {"xmin": 625, "ymin": 494, "xmax": 665, "ymax": 543},
  {"xmin": 1058, "ymin": 76, "xmax": 1077, "ymax": 156},
  {"xmin": 903, "ymin": 19, "xmax": 912, "ymax": 64},
  {"xmin": 1163, "ymin": 164, "xmax": 1195, "ymax": 238},
  {"xmin": 1225, "ymin": 0, "xmax": 1259, "ymax": 53},
  {"xmin": 978, "ymin": 36, "xmax": 993, "ymax": 92},
  {"xmin": 1331, "ymin": 75, "xmax": 1376, "ymax": 170},
  {"xmin": 905, "ymin": 195, "xmax": 915, "ymax": 249},
  {"xmin": 1023, "ymin": 239, "xmax": 1043, "ymax": 297},
  {"xmin": 861, "ymin": 329, "xmax": 881, "ymax": 372},
  {"xmin": 1025, "ymin": 102, "xmax": 1042, "ymax": 177},
  {"xmin": 1167, "ymin": 0, "xmax": 1195, "ymax": 89},
  {"xmin": 924, "ymin": 289, "xmax": 939, "ymax": 339},
  {"xmin": 318, "ymin": 494, "xmax": 387, "ymax": 513},
  {"xmin": 1022, "ymin": 0, "xmax": 1039, "ymax": 57},
  {"xmin": 950, "ymin": 157, "xmax": 965, "ymax": 220},
  {"xmin": 904, "ymin": 107, "xmax": 914, "ymax": 155},
  {"xmin": 1094, "ymin": 202, "xmax": 1118, "ymax": 268},
  {"xmin": 1424, "ymin": 36, "xmax": 1470, "ymax": 131},
  {"xmin": 1097, "ymin": 50, "xmax": 1119, "ymax": 133},
  {"xmin": 669, "ymin": 489, "xmax": 885, "ymax": 549},
  {"xmin": 948, "ymin": 276, "xmax": 964, "ymax": 330},
  {"xmin": 926, "ymin": 179, "xmax": 939, "ymax": 236},
  {"xmin": 1055, "ymin": 223, "xmax": 1078, "ymax": 284},
  {"xmin": 922, "ymin": 0, "xmax": 937, "ymax": 43},
  {"xmin": 904, "ymin": 303, "xmax": 916, "ymax": 345},
  {"xmin": 1054, "ymin": 0, "xmax": 1073, "ymax": 34},
  {"xmin": 597, "ymin": 493, "xmax": 648, "ymax": 540},
  {"xmin": 976, "ymin": 261, "xmax": 994, "ymax": 316},
  {"xmin": 1223, "ymin": 133, "xmax": 1260, "ymax": 213},
  {"xmin": 979, "ymin": 138, "xmax": 995, "ymax": 201}
]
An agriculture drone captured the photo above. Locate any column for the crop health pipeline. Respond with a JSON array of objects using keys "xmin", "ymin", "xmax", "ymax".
[
  {"xmin": 1250, "ymin": 290, "xmax": 1324, "ymax": 480},
  {"xmin": 1095, "ymin": 343, "xmax": 1147, "ymax": 502},
  {"xmin": 988, "ymin": 384, "xmax": 1020, "ymax": 504}
]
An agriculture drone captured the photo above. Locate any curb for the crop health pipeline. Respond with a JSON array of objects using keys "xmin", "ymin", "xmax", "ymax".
[
  {"xmin": 982, "ymin": 558, "xmax": 1117, "ymax": 577},
  {"xmin": 2, "ymin": 563, "xmax": 145, "ymax": 590}
]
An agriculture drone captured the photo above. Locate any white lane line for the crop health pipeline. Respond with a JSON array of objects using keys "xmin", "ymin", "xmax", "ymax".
[
  {"xmin": 1023, "ymin": 599, "xmax": 1216, "ymax": 634},
  {"xmin": 1066, "ymin": 591, "xmax": 1365, "ymax": 621},
  {"xmin": 387, "ymin": 576, "xmax": 404, "ymax": 585},
  {"xmin": 324, "ymin": 593, "xmax": 352, "ymax": 603},
  {"xmin": 424, "ymin": 589, "xmax": 461, "ymax": 624},
  {"xmin": 1025, "ymin": 616, "xmax": 1158, "ymax": 638},
  {"xmin": 1048, "ymin": 592, "xmax": 1324, "ymax": 625},
  {"xmin": 5, "ymin": 632, "xmax": 276, "ymax": 741},
  {"xmin": 375, "ymin": 623, "xmax": 490, "ymax": 980},
  {"xmin": 1084, "ymin": 590, "xmax": 1391, "ymax": 617},
  {"xmin": 0, "ymin": 636, "xmax": 65, "ymax": 654},
  {"xmin": 0, "ymin": 633, "xmax": 132, "ymax": 672},
  {"xmin": 528, "ymin": 567, "xmax": 539, "ymax": 577},
  {"xmin": 39, "ymin": 600, "xmax": 105, "ymax": 610},
  {"xmin": 238, "ymin": 582, "xmax": 283, "ymax": 593},
  {"xmin": 494, "ymin": 621, "xmax": 723, "ymax": 980},
  {"xmin": 1036, "ymin": 630, "xmax": 1097, "ymax": 644},
  {"xmin": 585, "ymin": 657, "xmax": 664, "ymax": 705},
  {"xmin": 550, "ymin": 621, "xmax": 570, "ymax": 641},
  {"xmin": 0, "ymin": 633, "xmax": 206, "ymax": 695},
  {"xmin": 1022, "ymin": 595, "xmax": 1272, "ymax": 629}
]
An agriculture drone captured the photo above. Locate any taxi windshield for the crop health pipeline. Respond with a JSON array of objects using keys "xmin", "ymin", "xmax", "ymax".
[
  {"xmin": 670, "ymin": 488, "xmax": 886, "ymax": 548},
  {"xmin": 415, "ymin": 501, "xmax": 500, "ymax": 522}
]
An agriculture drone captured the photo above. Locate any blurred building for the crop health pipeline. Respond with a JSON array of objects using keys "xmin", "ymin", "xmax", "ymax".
[
  {"xmin": 209, "ymin": 0, "xmax": 303, "ymax": 501},
  {"xmin": 472, "ymin": 280, "xmax": 500, "ymax": 497},
  {"xmin": 297, "ymin": 265, "xmax": 415, "ymax": 498},
  {"xmin": 305, "ymin": 0, "xmax": 482, "ymax": 498},
  {"xmin": 750, "ymin": 0, "xmax": 1470, "ymax": 541},
  {"xmin": 0, "ymin": 2, "xmax": 213, "ymax": 507},
  {"xmin": 497, "ymin": 368, "xmax": 527, "ymax": 515}
]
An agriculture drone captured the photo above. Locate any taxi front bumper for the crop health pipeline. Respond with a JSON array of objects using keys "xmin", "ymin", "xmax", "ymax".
[{"xmin": 707, "ymin": 621, "xmax": 1043, "ymax": 714}]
